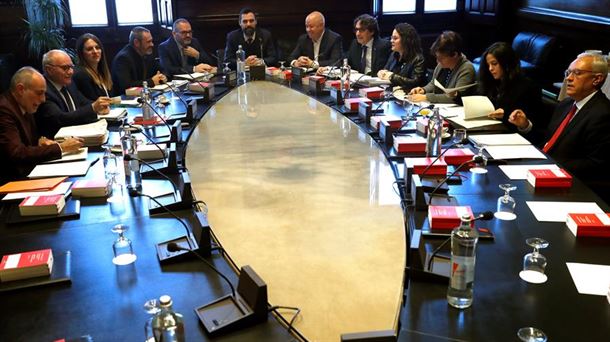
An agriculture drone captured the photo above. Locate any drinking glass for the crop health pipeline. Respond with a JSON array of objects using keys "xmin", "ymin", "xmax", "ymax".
[
  {"xmin": 403, "ymin": 95, "xmax": 413, "ymax": 118},
  {"xmin": 469, "ymin": 145, "xmax": 488, "ymax": 174},
  {"xmin": 517, "ymin": 327, "xmax": 548, "ymax": 342},
  {"xmin": 111, "ymin": 224, "xmax": 137, "ymax": 265},
  {"xmin": 519, "ymin": 237, "xmax": 549, "ymax": 284},
  {"xmin": 452, "ymin": 129, "xmax": 467, "ymax": 147},
  {"xmin": 279, "ymin": 61, "xmax": 286, "ymax": 71},
  {"xmin": 495, "ymin": 183, "xmax": 517, "ymax": 220},
  {"xmin": 222, "ymin": 62, "xmax": 231, "ymax": 76},
  {"xmin": 102, "ymin": 144, "xmax": 119, "ymax": 184}
]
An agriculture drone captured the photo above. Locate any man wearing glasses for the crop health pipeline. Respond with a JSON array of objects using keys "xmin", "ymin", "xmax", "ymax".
[
  {"xmin": 35, "ymin": 49, "xmax": 111, "ymax": 138},
  {"xmin": 159, "ymin": 18, "xmax": 217, "ymax": 76},
  {"xmin": 510, "ymin": 53, "xmax": 610, "ymax": 201},
  {"xmin": 223, "ymin": 7, "xmax": 277, "ymax": 69},
  {"xmin": 346, "ymin": 14, "xmax": 391, "ymax": 76}
]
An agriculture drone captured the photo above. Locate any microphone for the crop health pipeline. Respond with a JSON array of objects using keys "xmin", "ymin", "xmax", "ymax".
[
  {"xmin": 419, "ymin": 138, "xmax": 469, "ymax": 177},
  {"xmin": 427, "ymin": 156, "xmax": 484, "ymax": 205},
  {"xmin": 425, "ymin": 211, "xmax": 494, "ymax": 271},
  {"xmin": 136, "ymin": 97, "xmax": 173, "ymax": 130},
  {"xmin": 323, "ymin": 57, "xmax": 345, "ymax": 79},
  {"xmin": 167, "ymin": 242, "xmax": 236, "ymax": 298}
]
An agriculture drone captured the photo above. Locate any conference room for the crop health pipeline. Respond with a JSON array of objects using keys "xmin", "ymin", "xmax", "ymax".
[{"xmin": 0, "ymin": 0, "xmax": 609, "ymax": 341}]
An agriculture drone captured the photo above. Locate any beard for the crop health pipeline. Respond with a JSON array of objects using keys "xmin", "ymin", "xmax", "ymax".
[{"xmin": 243, "ymin": 27, "xmax": 255, "ymax": 38}]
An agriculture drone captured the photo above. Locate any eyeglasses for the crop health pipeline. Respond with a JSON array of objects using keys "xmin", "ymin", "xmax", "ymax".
[
  {"xmin": 49, "ymin": 64, "xmax": 75, "ymax": 72},
  {"xmin": 177, "ymin": 30, "xmax": 192, "ymax": 36},
  {"xmin": 564, "ymin": 69, "xmax": 596, "ymax": 77},
  {"xmin": 354, "ymin": 27, "xmax": 368, "ymax": 33}
]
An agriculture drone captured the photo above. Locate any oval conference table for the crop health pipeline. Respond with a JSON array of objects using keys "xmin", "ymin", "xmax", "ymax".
[{"xmin": 186, "ymin": 81, "xmax": 406, "ymax": 341}]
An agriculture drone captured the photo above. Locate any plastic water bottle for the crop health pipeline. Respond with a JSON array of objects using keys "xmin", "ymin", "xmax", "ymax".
[
  {"xmin": 141, "ymin": 81, "xmax": 153, "ymax": 121},
  {"xmin": 236, "ymin": 45, "xmax": 246, "ymax": 85},
  {"xmin": 340, "ymin": 58, "xmax": 351, "ymax": 98},
  {"xmin": 447, "ymin": 214, "xmax": 479, "ymax": 309},
  {"xmin": 426, "ymin": 107, "xmax": 442, "ymax": 157},
  {"xmin": 120, "ymin": 126, "xmax": 141, "ymax": 196},
  {"xmin": 151, "ymin": 295, "xmax": 185, "ymax": 342}
]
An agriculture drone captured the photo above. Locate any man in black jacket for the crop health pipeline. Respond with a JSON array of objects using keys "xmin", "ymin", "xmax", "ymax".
[
  {"xmin": 111, "ymin": 26, "xmax": 167, "ymax": 95},
  {"xmin": 159, "ymin": 18, "xmax": 217, "ymax": 76},
  {"xmin": 346, "ymin": 14, "xmax": 391, "ymax": 75},
  {"xmin": 289, "ymin": 11, "xmax": 343, "ymax": 69},
  {"xmin": 224, "ymin": 7, "xmax": 277, "ymax": 69},
  {"xmin": 35, "ymin": 50, "xmax": 110, "ymax": 138}
]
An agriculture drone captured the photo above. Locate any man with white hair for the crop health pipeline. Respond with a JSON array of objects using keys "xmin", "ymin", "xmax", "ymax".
[
  {"xmin": 35, "ymin": 49, "xmax": 111, "ymax": 138},
  {"xmin": 0, "ymin": 67, "xmax": 83, "ymax": 182},
  {"xmin": 289, "ymin": 11, "xmax": 343, "ymax": 69}
]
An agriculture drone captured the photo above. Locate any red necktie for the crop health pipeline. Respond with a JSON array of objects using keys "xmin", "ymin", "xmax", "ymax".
[{"xmin": 543, "ymin": 104, "xmax": 577, "ymax": 153}]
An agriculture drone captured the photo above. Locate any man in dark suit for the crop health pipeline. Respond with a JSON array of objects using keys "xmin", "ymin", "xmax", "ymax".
[
  {"xmin": 510, "ymin": 53, "xmax": 610, "ymax": 200},
  {"xmin": 111, "ymin": 26, "xmax": 167, "ymax": 95},
  {"xmin": 159, "ymin": 18, "xmax": 217, "ymax": 76},
  {"xmin": 224, "ymin": 7, "xmax": 277, "ymax": 69},
  {"xmin": 35, "ymin": 50, "xmax": 110, "ymax": 138},
  {"xmin": 289, "ymin": 11, "xmax": 343, "ymax": 69},
  {"xmin": 346, "ymin": 14, "xmax": 391, "ymax": 75},
  {"xmin": 0, "ymin": 67, "xmax": 83, "ymax": 183}
]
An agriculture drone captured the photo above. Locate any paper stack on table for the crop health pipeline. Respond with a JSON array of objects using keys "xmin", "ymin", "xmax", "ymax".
[
  {"xmin": 54, "ymin": 120, "xmax": 108, "ymax": 146},
  {"xmin": 469, "ymin": 133, "xmax": 547, "ymax": 160}
]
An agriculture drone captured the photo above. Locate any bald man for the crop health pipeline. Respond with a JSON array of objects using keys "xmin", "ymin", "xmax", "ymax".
[
  {"xmin": 0, "ymin": 67, "xmax": 83, "ymax": 183},
  {"xmin": 35, "ymin": 49, "xmax": 111, "ymax": 138},
  {"xmin": 289, "ymin": 11, "xmax": 343, "ymax": 69}
]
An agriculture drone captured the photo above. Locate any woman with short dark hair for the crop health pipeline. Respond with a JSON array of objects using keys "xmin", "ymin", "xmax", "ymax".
[
  {"xmin": 73, "ymin": 33, "xmax": 113, "ymax": 100},
  {"xmin": 377, "ymin": 23, "xmax": 425, "ymax": 90}
]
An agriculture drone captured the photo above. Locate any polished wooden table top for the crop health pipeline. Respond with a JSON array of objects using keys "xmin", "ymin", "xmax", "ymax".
[{"xmin": 186, "ymin": 82, "xmax": 406, "ymax": 341}]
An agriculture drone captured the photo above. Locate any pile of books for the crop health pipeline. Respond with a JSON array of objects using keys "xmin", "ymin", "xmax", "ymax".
[
  {"xmin": 0, "ymin": 249, "xmax": 54, "ymax": 282},
  {"xmin": 18, "ymin": 194, "xmax": 65, "ymax": 216},
  {"xmin": 71, "ymin": 179, "xmax": 111, "ymax": 198}
]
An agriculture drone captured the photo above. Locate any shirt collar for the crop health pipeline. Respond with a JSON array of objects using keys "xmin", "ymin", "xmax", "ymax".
[
  {"xmin": 313, "ymin": 30, "xmax": 325, "ymax": 44},
  {"xmin": 243, "ymin": 31, "xmax": 257, "ymax": 42},
  {"xmin": 363, "ymin": 38, "xmax": 374, "ymax": 49},
  {"xmin": 575, "ymin": 90, "xmax": 597, "ymax": 111}
]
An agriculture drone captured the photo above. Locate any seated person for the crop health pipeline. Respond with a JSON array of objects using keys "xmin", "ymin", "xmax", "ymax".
[
  {"xmin": 73, "ymin": 33, "xmax": 113, "ymax": 100},
  {"xmin": 477, "ymin": 42, "xmax": 545, "ymax": 134},
  {"xmin": 509, "ymin": 53, "xmax": 610, "ymax": 201},
  {"xmin": 224, "ymin": 8, "xmax": 277, "ymax": 69},
  {"xmin": 289, "ymin": 11, "xmax": 343, "ymax": 69},
  {"xmin": 35, "ymin": 49, "xmax": 110, "ymax": 138},
  {"xmin": 111, "ymin": 26, "xmax": 167, "ymax": 95},
  {"xmin": 377, "ymin": 23, "xmax": 425, "ymax": 90},
  {"xmin": 409, "ymin": 31, "xmax": 475, "ymax": 104},
  {"xmin": 0, "ymin": 67, "xmax": 83, "ymax": 183},
  {"xmin": 159, "ymin": 18, "xmax": 217, "ymax": 76},
  {"xmin": 346, "ymin": 14, "xmax": 391, "ymax": 75}
]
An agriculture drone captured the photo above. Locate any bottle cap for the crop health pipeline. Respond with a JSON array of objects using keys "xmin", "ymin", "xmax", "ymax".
[{"xmin": 159, "ymin": 295, "xmax": 172, "ymax": 307}]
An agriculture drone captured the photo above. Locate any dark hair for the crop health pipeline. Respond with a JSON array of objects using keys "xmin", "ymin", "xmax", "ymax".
[
  {"xmin": 239, "ymin": 7, "xmax": 256, "ymax": 21},
  {"xmin": 394, "ymin": 23, "xmax": 422, "ymax": 63},
  {"xmin": 430, "ymin": 31, "xmax": 463, "ymax": 57},
  {"xmin": 478, "ymin": 42, "xmax": 521, "ymax": 99},
  {"xmin": 353, "ymin": 14, "xmax": 379, "ymax": 37},
  {"xmin": 76, "ymin": 33, "xmax": 112, "ymax": 91}
]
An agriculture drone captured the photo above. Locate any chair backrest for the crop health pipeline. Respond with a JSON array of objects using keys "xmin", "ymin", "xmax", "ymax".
[{"xmin": 511, "ymin": 32, "xmax": 556, "ymax": 67}]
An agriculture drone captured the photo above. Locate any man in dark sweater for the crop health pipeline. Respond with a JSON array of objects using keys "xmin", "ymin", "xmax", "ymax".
[{"xmin": 223, "ymin": 7, "xmax": 277, "ymax": 69}]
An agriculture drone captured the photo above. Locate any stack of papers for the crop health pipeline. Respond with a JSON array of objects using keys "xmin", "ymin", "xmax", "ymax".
[
  {"xmin": 98, "ymin": 108, "xmax": 127, "ymax": 121},
  {"xmin": 469, "ymin": 133, "xmax": 532, "ymax": 146},
  {"xmin": 2, "ymin": 182, "xmax": 72, "ymax": 201},
  {"xmin": 54, "ymin": 120, "xmax": 108, "ymax": 146},
  {"xmin": 468, "ymin": 133, "xmax": 546, "ymax": 160}
]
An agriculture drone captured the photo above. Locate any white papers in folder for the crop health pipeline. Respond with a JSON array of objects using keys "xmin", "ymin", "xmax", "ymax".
[
  {"xmin": 462, "ymin": 96, "xmax": 495, "ymax": 120},
  {"xmin": 526, "ymin": 201, "xmax": 603, "ymax": 222},
  {"xmin": 433, "ymin": 79, "xmax": 477, "ymax": 94},
  {"xmin": 469, "ymin": 133, "xmax": 531, "ymax": 146},
  {"xmin": 28, "ymin": 160, "xmax": 93, "ymax": 178},
  {"xmin": 566, "ymin": 262, "xmax": 610, "ymax": 296},
  {"xmin": 43, "ymin": 147, "xmax": 88, "ymax": 164}
]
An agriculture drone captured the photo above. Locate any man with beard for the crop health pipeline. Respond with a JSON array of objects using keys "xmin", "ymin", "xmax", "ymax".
[
  {"xmin": 159, "ymin": 18, "xmax": 217, "ymax": 76},
  {"xmin": 223, "ymin": 7, "xmax": 277, "ymax": 69},
  {"xmin": 111, "ymin": 26, "xmax": 167, "ymax": 95}
]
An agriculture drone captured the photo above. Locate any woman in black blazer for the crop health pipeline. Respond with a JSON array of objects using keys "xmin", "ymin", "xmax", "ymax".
[
  {"xmin": 478, "ymin": 42, "xmax": 547, "ymax": 135},
  {"xmin": 377, "ymin": 23, "xmax": 426, "ymax": 91},
  {"xmin": 73, "ymin": 33, "xmax": 113, "ymax": 100}
]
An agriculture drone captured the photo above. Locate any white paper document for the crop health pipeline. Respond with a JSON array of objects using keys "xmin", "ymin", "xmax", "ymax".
[
  {"xmin": 28, "ymin": 160, "xmax": 93, "ymax": 178},
  {"xmin": 120, "ymin": 99, "xmax": 139, "ymax": 106},
  {"xmin": 498, "ymin": 164, "xmax": 559, "ymax": 180},
  {"xmin": 469, "ymin": 133, "xmax": 532, "ymax": 146},
  {"xmin": 2, "ymin": 182, "xmax": 72, "ymax": 201},
  {"xmin": 98, "ymin": 108, "xmax": 127, "ymax": 121},
  {"xmin": 566, "ymin": 262, "xmax": 610, "ymax": 296},
  {"xmin": 526, "ymin": 201, "xmax": 604, "ymax": 222},
  {"xmin": 43, "ymin": 147, "xmax": 88, "ymax": 164},
  {"xmin": 54, "ymin": 120, "xmax": 108, "ymax": 140},
  {"xmin": 462, "ymin": 96, "xmax": 495, "ymax": 120},
  {"xmin": 484, "ymin": 145, "xmax": 547, "ymax": 159},
  {"xmin": 446, "ymin": 115, "xmax": 501, "ymax": 129},
  {"xmin": 433, "ymin": 79, "xmax": 477, "ymax": 94},
  {"xmin": 173, "ymin": 73, "xmax": 208, "ymax": 81}
]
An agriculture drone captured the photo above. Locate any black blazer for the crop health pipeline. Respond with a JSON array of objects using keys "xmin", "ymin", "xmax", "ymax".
[
  {"xmin": 289, "ymin": 29, "xmax": 343, "ymax": 67},
  {"xmin": 543, "ymin": 91, "xmax": 610, "ymax": 184},
  {"xmin": 34, "ymin": 76, "xmax": 97, "ymax": 138},
  {"xmin": 159, "ymin": 36, "xmax": 216, "ymax": 76},
  {"xmin": 384, "ymin": 52, "xmax": 426, "ymax": 90},
  {"xmin": 111, "ymin": 44, "xmax": 161, "ymax": 96},
  {"xmin": 346, "ymin": 37, "xmax": 391, "ymax": 76},
  {"xmin": 73, "ymin": 66, "xmax": 110, "ymax": 101},
  {"xmin": 224, "ymin": 28, "xmax": 277, "ymax": 69}
]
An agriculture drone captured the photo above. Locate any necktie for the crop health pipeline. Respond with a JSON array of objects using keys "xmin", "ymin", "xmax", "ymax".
[
  {"xmin": 361, "ymin": 45, "xmax": 368, "ymax": 73},
  {"xmin": 60, "ymin": 87, "xmax": 75, "ymax": 112},
  {"xmin": 247, "ymin": 38, "xmax": 253, "ymax": 45},
  {"xmin": 543, "ymin": 104, "xmax": 577, "ymax": 153},
  {"xmin": 444, "ymin": 69, "xmax": 452, "ymax": 87}
]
